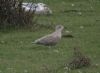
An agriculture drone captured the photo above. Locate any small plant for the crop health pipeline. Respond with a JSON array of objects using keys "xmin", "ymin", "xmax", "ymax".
[{"xmin": 68, "ymin": 47, "xmax": 91, "ymax": 69}]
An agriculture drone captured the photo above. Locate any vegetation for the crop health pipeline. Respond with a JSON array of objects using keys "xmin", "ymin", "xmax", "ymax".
[
  {"xmin": 0, "ymin": 0, "xmax": 35, "ymax": 29},
  {"xmin": 0, "ymin": 0, "xmax": 100, "ymax": 73}
]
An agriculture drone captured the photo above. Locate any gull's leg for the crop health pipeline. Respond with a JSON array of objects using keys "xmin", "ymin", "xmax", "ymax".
[{"xmin": 48, "ymin": 45, "xmax": 56, "ymax": 49}]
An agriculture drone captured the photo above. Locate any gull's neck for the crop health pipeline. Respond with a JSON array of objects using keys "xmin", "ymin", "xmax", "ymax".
[{"xmin": 52, "ymin": 29, "xmax": 62, "ymax": 38}]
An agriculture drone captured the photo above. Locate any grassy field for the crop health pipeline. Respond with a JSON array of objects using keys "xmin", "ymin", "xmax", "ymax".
[{"xmin": 0, "ymin": 0, "xmax": 100, "ymax": 73}]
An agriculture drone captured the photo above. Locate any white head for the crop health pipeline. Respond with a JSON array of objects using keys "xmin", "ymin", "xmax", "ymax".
[
  {"xmin": 35, "ymin": 3, "xmax": 52, "ymax": 15},
  {"xmin": 37, "ymin": 3, "xmax": 46, "ymax": 7},
  {"xmin": 55, "ymin": 25, "xmax": 64, "ymax": 31},
  {"xmin": 35, "ymin": 3, "xmax": 45, "ymax": 12}
]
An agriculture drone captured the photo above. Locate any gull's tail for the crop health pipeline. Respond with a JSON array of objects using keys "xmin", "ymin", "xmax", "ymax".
[{"xmin": 32, "ymin": 40, "xmax": 39, "ymax": 44}]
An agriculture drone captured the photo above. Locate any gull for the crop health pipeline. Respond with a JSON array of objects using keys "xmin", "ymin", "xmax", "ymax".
[
  {"xmin": 32, "ymin": 25, "xmax": 64, "ymax": 46},
  {"xmin": 22, "ymin": 2, "xmax": 37, "ymax": 12},
  {"xmin": 22, "ymin": 2, "xmax": 52, "ymax": 15}
]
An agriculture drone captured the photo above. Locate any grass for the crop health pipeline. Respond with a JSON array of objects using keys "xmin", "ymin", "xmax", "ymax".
[{"xmin": 0, "ymin": 0, "xmax": 100, "ymax": 73}]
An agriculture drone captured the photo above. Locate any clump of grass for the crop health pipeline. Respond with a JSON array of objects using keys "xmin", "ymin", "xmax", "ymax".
[{"xmin": 68, "ymin": 47, "xmax": 91, "ymax": 70}]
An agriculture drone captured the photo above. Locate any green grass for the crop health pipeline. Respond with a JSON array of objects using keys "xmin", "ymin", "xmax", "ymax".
[{"xmin": 0, "ymin": 0, "xmax": 100, "ymax": 73}]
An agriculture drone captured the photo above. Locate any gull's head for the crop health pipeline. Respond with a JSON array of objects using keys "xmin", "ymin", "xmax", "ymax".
[
  {"xmin": 55, "ymin": 25, "xmax": 64, "ymax": 31},
  {"xmin": 37, "ymin": 3, "xmax": 46, "ymax": 7}
]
